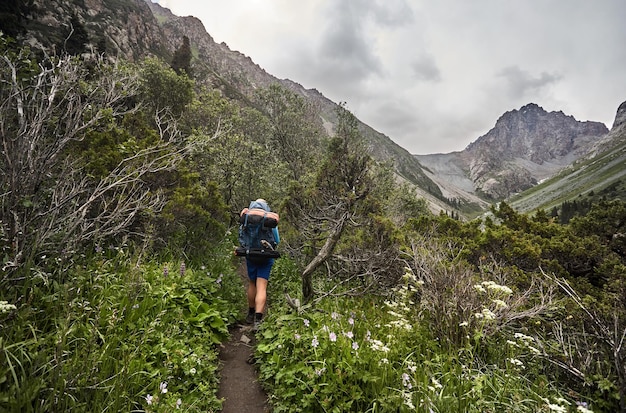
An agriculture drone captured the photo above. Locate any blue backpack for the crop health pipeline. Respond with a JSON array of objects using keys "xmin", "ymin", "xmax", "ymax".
[{"xmin": 235, "ymin": 200, "xmax": 280, "ymax": 259}]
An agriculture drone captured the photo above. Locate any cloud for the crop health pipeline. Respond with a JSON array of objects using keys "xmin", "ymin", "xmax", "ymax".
[
  {"xmin": 411, "ymin": 54, "xmax": 441, "ymax": 83},
  {"xmin": 497, "ymin": 66, "xmax": 562, "ymax": 100},
  {"xmin": 317, "ymin": 2, "xmax": 383, "ymax": 84}
]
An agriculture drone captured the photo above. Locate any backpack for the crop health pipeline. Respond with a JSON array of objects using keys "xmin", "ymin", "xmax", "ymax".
[{"xmin": 235, "ymin": 202, "xmax": 280, "ymax": 260}]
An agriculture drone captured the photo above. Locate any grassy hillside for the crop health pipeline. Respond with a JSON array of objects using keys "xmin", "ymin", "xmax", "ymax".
[{"xmin": 509, "ymin": 142, "xmax": 626, "ymax": 213}]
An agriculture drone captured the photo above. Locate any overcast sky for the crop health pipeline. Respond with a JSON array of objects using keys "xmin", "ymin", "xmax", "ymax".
[{"xmin": 152, "ymin": 0, "xmax": 626, "ymax": 154}]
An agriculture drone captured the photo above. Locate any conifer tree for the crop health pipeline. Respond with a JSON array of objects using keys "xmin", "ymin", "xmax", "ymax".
[{"xmin": 171, "ymin": 35, "xmax": 192, "ymax": 76}]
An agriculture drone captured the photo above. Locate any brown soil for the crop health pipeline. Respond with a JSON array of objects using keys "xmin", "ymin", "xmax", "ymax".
[
  {"xmin": 217, "ymin": 261, "xmax": 270, "ymax": 412},
  {"xmin": 217, "ymin": 324, "xmax": 270, "ymax": 413}
]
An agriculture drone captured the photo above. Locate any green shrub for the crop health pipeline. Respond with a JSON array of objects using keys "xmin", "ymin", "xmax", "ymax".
[{"xmin": 0, "ymin": 244, "xmax": 243, "ymax": 412}]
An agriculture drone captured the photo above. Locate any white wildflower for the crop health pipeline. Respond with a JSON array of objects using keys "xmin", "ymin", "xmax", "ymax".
[
  {"xmin": 406, "ymin": 361, "xmax": 417, "ymax": 373},
  {"xmin": 493, "ymin": 299, "xmax": 508, "ymax": 309},
  {"xmin": 403, "ymin": 391, "xmax": 415, "ymax": 409},
  {"xmin": 547, "ymin": 403, "xmax": 567, "ymax": 412},
  {"xmin": 481, "ymin": 308, "xmax": 496, "ymax": 320},
  {"xmin": 485, "ymin": 282, "xmax": 513, "ymax": 295},
  {"xmin": 370, "ymin": 339, "xmax": 390, "ymax": 353},
  {"xmin": 0, "ymin": 301, "xmax": 17, "ymax": 313},
  {"xmin": 431, "ymin": 377, "xmax": 443, "ymax": 389},
  {"xmin": 514, "ymin": 332, "xmax": 533, "ymax": 342}
]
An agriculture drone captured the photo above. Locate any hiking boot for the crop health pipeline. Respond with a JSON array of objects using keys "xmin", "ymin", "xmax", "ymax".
[
  {"xmin": 245, "ymin": 309, "xmax": 255, "ymax": 325},
  {"xmin": 252, "ymin": 313, "xmax": 263, "ymax": 331}
]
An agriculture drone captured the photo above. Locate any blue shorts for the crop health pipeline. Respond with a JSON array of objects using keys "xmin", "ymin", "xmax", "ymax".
[{"xmin": 246, "ymin": 258, "xmax": 274, "ymax": 281}]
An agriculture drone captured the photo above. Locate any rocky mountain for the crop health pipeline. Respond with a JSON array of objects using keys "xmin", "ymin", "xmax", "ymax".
[
  {"xmin": 509, "ymin": 100, "xmax": 626, "ymax": 213},
  {"xmin": 20, "ymin": 0, "xmax": 167, "ymax": 59},
  {"xmin": 416, "ymin": 103, "xmax": 609, "ymax": 204}
]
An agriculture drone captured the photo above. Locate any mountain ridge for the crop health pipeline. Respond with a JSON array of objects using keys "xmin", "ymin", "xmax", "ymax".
[{"xmin": 416, "ymin": 103, "xmax": 609, "ymax": 205}]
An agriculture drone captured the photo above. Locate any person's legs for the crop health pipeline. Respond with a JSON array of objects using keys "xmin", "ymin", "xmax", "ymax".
[
  {"xmin": 247, "ymin": 278, "xmax": 257, "ymax": 309},
  {"xmin": 245, "ymin": 278, "xmax": 256, "ymax": 323},
  {"xmin": 245, "ymin": 259, "xmax": 257, "ymax": 324},
  {"xmin": 248, "ymin": 258, "xmax": 273, "ymax": 328},
  {"xmin": 254, "ymin": 278, "xmax": 268, "ymax": 314}
]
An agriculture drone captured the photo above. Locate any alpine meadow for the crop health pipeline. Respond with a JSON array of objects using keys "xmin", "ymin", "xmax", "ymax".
[{"xmin": 1, "ymin": 1, "xmax": 625, "ymax": 412}]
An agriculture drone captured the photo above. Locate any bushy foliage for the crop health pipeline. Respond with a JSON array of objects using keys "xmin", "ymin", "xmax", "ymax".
[
  {"xmin": 0, "ymin": 244, "xmax": 242, "ymax": 412},
  {"xmin": 253, "ymin": 198, "xmax": 626, "ymax": 412},
  {"xmin": 256, "ymin": 264, "xmax": 583, "ymax": 412},
  {"xmin": 156, "ymin": 180, "xmax": 228, "ymax": 260},
  {"xmin": 139, "ymin": 58, "xmax": 194, "ymax": 117}
]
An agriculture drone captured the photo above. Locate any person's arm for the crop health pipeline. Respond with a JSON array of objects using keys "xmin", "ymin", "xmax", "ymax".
[{"xmin": 273, "ymin": 227, "xmax": 280, "ymax": 245}]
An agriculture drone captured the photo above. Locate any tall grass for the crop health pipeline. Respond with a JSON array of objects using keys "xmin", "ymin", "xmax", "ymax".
[{"xmin": 0, "ymin": 241, "xmax": 244, "ymax": 412}]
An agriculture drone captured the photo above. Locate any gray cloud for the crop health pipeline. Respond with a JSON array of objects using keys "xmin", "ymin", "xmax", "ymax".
[
  {"xmin": 497, "ymin": 66, "xmax": 562, "ymax": 100},
  {"xmin": 411, "ymin": 54, "xmax": 441, "ymax": 82},
  {"xmin": 317, "ymin": 2, "xmax": 383, "ymax": 82},
  {"xmin": 366, "ymin": 0, "xmax": 414, "ymax": 27}
]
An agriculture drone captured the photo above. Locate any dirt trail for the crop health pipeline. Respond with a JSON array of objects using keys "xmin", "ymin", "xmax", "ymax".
[
  {"xmin": 217, "ymin": 324, "xmax": 269, "ymax": 413},
  {"xmin": 217, "ymin": 262, "xmax": 270, "ymax": 412}
]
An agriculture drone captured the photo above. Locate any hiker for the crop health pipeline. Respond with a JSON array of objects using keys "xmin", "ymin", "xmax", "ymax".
[{"xmin": 237, "ymin": 198, "xmax": 280, "ymax": 329}]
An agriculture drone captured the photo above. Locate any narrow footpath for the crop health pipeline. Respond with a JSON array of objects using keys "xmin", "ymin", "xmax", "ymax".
[
  {"xmin": 217, "ymin": 323, "xmax": 269, "ymax": 412},
  {"xmin": 217, "ymin": 262, "xmax": 270, "ymax": 412}
]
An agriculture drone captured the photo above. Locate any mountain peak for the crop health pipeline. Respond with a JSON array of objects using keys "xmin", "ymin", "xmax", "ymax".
[
  {"xmin": 613, "ymin": 101, "xmax": 626, "ymax": 130},
  {"xmin": 459, "ymin": 104, "xmax": 609, "ymax": 198},
  {"xmin": 520, "ymin": 102, "xmax": 543, "ymax": 112}
]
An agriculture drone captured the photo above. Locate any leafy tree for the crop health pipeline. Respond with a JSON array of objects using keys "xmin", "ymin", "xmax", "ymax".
[
  {"xmin": 139, "ymin": 57, "xmax": 194, "ymax": 117},
  {"xmin": 183, "ymin": 89, "xmax": 287, "ymax": 216},
  {"xmin": 284, "ymin": 104, "xmax": 391, "ymax": 303},
  {"xmin": 255, "ymin": 84, "xmax": 323, "ymax": 181},
  {"xmin": 0, "ymin": 48, "xmax": 181, "ymax": 281}
]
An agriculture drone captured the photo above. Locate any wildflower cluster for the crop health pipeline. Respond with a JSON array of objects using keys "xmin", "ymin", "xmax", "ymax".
[
  {"xmin": 0, "ymin": 300, "xmax": 17, "ymax": 313},
  {"xmin": 384, "ymin": 268, "xmax": 419, "ymax": 332},
  {"xmin": 508, "ymin": 332, "xmax": 541, "ymax": 355},
  {"xmin": 542, "ymin": 396, "xmax": 594, "ymax": 413},
  {"xmin": 145, "ymin": 381, "xmax": 183, "ymax": 410}
]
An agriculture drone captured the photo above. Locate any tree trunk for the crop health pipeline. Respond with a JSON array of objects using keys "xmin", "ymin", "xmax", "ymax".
[{"xmin": 301, "ymin": 213, "xmax": 347, "ymax": 303}]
